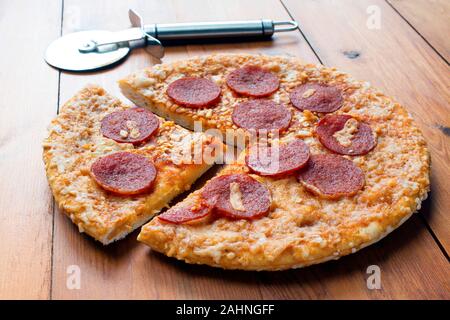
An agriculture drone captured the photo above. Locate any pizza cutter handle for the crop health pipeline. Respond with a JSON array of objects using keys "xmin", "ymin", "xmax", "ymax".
[{"xmin": 143, "ymin": 20, "xmax": 298, "ymax": 40}]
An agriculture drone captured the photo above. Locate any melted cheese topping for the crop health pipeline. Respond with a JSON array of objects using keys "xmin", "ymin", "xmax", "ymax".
[
  {"xmin": 229, "ymin": 182, "xmax": 245, "ymax": 211},
  {"xmin": 333, "ymin": 118, "xmax": 359, "ymax": 147},
  {"xmin": 125, "ymin": 120, "xmax": 140, "ymax": 139},
  {"xmin": 119, "ymin": 129, "xmax": 129, "ymax": 138},
  {"xmin": 302, "ymin": 88, "xmax": 316, "ymax": 98}
]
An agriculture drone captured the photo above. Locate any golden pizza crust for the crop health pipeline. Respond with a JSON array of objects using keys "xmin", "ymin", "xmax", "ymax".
[
  {"xmin": 43, "ymin": 85, "xmax": 223, "ymax": 244},
  {"xmin": 129, "ymin": 54, "xmax": 430, "ymax": 270}
]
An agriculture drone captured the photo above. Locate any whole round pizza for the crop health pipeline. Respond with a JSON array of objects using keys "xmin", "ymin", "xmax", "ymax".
[{"xmin": 44, "ymin": 54, "xmax": 430, "ymax": 270}]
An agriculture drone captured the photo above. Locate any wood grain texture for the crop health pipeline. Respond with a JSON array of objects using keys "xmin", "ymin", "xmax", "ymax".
[
  {"xmin": 387, "ymin": 0, "xmax": 450, "ymax": 63},
  {"xmin": 0, "ymin": 0, "xmax": 61, "ymax": 299},
  {"xmin": 282, "ymin": 0, "xmax": 450, "ymax": 253}
]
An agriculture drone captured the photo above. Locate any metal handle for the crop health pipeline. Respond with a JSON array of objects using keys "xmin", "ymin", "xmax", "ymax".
[
  {"xmin": 273, "ymin": 20, "xmax": 298, "ymax": 32},
  {"xmin": 143, "ymin": 19, "xmax": 297, "ymax": 40}
]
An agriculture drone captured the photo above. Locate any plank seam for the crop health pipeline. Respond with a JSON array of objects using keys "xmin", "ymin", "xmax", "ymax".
[
  {"xmin": 385, "ymin": 0, "xmax": 449, "ymax": 66},
  {"xmin": 50, "ymin": 0, "xmax": 65, "ymax": 301},
  {"xmin": 278, "ymin": 0, "xmax": 323, "ymax": 64},
  {"xmin": 384, "ymin": 0, "xmax": 450, "ymax": 259},
  {"xmin": 419, "ymin": 214, "xmax": 450, "ymax": 262}
]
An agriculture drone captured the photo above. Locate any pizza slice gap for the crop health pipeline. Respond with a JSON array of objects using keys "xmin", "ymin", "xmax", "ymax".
[{"xmin": 43, "ymin": 85, "xmax": 224, "ymax": 245}]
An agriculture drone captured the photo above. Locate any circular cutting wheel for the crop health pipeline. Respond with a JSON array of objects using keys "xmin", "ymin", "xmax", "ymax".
[{"xmin": 44, "ymin": 30, "xmax": 130, "ymax": 71}]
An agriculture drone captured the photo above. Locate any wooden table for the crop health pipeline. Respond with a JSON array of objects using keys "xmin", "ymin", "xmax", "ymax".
[{"xmin": 0, "ymin": 0, "xmax": 449, "ymax": 300}]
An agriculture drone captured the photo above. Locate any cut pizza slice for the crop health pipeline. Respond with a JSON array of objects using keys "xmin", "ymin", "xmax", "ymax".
[
  {"xmin": 43, "ymin": 85, "xmax": 223, "ymax": 244},
  {"xmin": 138, "ymin": 134, "xmax": 429, "ymax": 270}
]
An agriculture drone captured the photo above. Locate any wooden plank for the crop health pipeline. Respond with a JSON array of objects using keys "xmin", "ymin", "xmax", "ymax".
[
  {"xmin": 282, "ymin": 0, "xmax": 450, "ymax": 253},
  {"xmin": 387, "ymin": 0, "xmax": 450, "ymax": 63},
  {"xmin": 51, "ymin": 0, "xmax": 313, "ymax": 300},
  {"xmin": 0, "ymin": 0, "xmax": 61, "ymax": 299}
]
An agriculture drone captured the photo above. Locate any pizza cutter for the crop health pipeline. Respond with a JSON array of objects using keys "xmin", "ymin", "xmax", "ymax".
[{"xmin": 44, "ymin": 9, "xmax": 298, "ymax": 72}]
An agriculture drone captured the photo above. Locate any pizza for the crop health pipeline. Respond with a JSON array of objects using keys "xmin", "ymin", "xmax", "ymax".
[
  {"xmin": 43, "ymin": 53, "xmax": 429, "ymax": 270},
  {"xmin": 43, "ymin": 85, "xmax": 223, "ymax": 244},
  {"xmin": 118, "ymin": 54, "xmax": 430, "ymax": 270}
]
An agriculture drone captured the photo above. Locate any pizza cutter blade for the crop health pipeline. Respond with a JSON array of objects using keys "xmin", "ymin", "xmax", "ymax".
[
  {"xmin": 45, "ymin": 30, "xmax": 131, "ymax": 71},
  {"xmin": 44, "ymin": 9, "xmax": 298, "ymax": 72}
]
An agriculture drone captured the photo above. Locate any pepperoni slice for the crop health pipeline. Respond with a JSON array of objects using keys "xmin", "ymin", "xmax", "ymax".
[
  {"xmin": 158, "ymin": 198, "xmax": 212, "ymax": 224},
  {"xmin": 232, "ymin": 99, "xmax": 292, "ymax": 133},
  {"xmin": 297, "ymin": 154, "xmax": 364, "ymax": 199},
  {"xmin": 201, "ymin": 174, "xmax": 271, "ymax": 219},
  {"xmin": 316, "ymin": 114, "xmax": 377, "ymax": 156},
  {"xmin": 166, "ymin": 77, "xmax": 221, "ymax": 108},
  {"xmin": 290, "ymin": 83, "xmax": 343, "ymax": 113},
  {"xmin": 101, "ymin": 108, "xmax": 159, "ymax": 145},
  {"xmin": 226, "ymin": 66, "xmax": 279, "ymax": 97},
  {"xmin": 246, "ymin": 139, "xmax": 310, "ymax": 176},
  {"xmin": 90, "ymin": 152, "xmax": 157, "ymax": 195}
]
